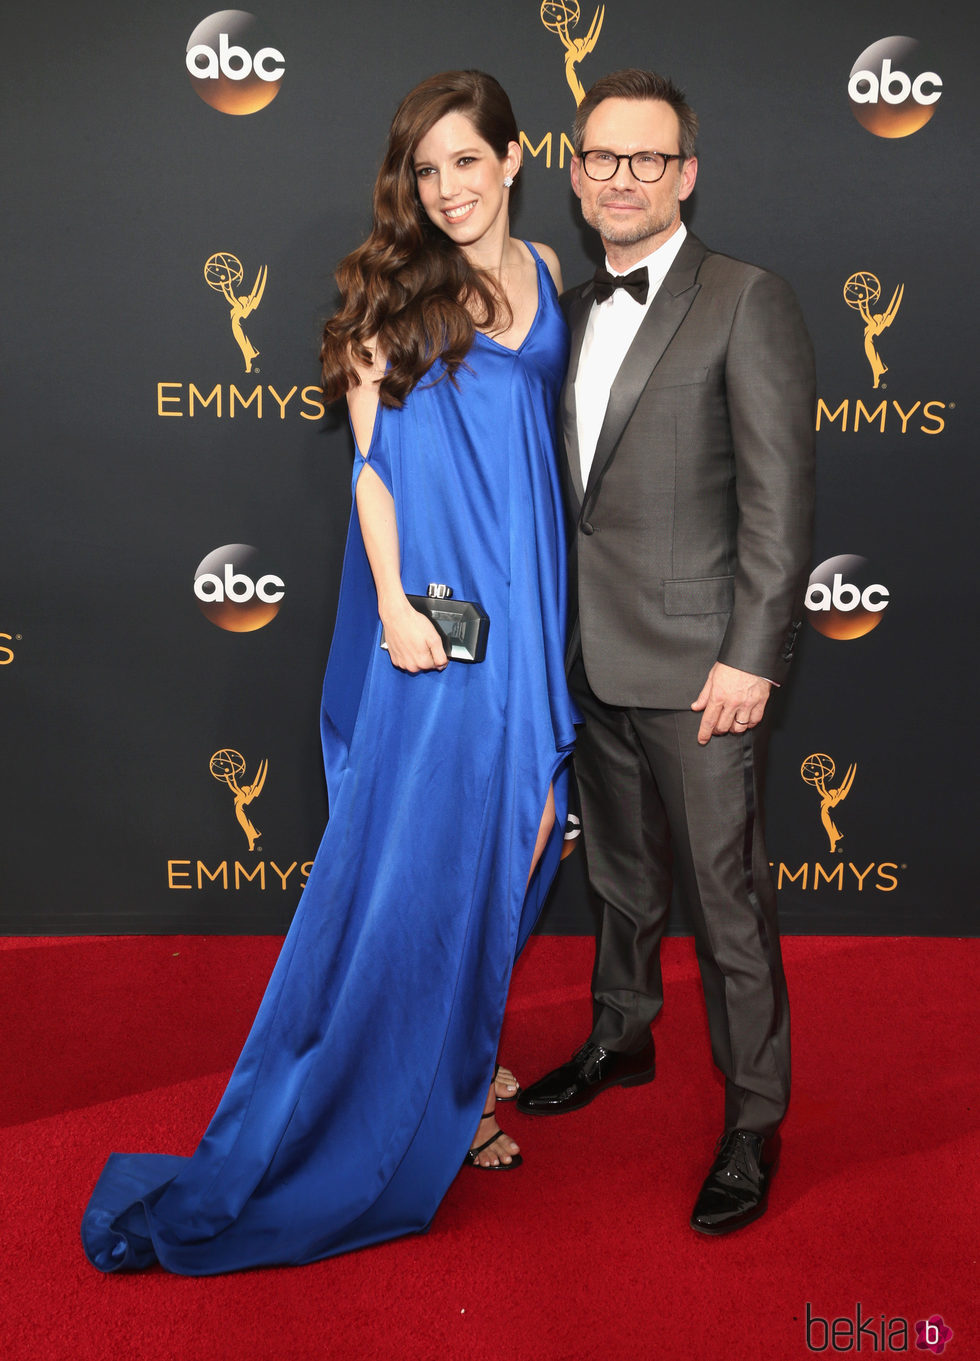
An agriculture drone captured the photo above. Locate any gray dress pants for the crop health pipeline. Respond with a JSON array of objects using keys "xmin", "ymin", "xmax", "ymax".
[{"xmin": 569, "ymin": 652, "xmax": 791, "ymax": 1137}]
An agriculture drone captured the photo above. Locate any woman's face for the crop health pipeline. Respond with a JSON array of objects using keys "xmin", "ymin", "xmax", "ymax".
[{"xmin": 412, "ymin": 111, "xmax": 519, "ymax": 250}]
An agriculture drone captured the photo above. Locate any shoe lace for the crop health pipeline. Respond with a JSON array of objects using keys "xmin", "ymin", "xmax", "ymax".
[
  {"xmin": 571, "ymin": 1039, "xmax": 609, "ymax": 1075},
  {"xmin": 714, "ymin": 1130, "xmax": 761, "ymax": 1184}
]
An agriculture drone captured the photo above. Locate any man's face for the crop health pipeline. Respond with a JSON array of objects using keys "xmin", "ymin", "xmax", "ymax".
[{"xmin": 571, "ymin": 97, "xmax": 698, "ymax": 261}]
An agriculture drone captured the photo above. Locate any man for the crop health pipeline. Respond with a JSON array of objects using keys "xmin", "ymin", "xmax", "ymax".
[{"xmin": 518, "ymin": 69, "xmax": 815, "ymax": 1235}]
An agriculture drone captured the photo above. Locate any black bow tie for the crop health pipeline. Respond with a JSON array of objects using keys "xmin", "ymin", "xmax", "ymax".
[{"xmin": 593, "ymin": 265, "xmax": 649, "ymax": 305}]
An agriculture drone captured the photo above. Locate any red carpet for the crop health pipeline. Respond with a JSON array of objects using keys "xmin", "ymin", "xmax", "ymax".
[{"xmin": 2, "ymin": 934, "xmax": 976, "ymax": 1361}]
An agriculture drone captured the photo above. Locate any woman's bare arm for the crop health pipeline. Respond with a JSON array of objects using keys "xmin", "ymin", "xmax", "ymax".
[{"xmin": 348, "ymin": 349, "xmax": 447, "ymax": 673}]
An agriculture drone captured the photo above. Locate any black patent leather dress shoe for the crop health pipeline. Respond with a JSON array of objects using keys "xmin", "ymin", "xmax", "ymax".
[
  {"xmin": 516, "ymin": 1036, "xmax": 655, "ymax": 1115},
  {"xmin": 690, "ymin": 1128, "xmax": 779, "ymax": 1235}
]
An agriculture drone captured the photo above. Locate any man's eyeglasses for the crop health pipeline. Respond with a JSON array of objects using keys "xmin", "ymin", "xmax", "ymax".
[{"xmin": 580, "ymin": 150, "xmax": 683, "ymax": 183}]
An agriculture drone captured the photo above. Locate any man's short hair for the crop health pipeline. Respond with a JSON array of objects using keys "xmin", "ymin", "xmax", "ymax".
[{"xmin": 573, "ymin": 68, "xmax": 699, "ymax": 161}]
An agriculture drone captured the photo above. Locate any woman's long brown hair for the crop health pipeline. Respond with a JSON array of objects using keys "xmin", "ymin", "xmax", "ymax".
[{"xmin": 320, "ymin": 71, "xmax": 518, "ymax": 408}]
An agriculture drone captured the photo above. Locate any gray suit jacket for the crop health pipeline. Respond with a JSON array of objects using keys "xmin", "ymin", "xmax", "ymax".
[{"xmin": 562, "ymin": 232, "xmax": 816, "ymax": 709}]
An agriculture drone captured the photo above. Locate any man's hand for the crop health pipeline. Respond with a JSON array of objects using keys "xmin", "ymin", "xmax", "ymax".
[{"xmin": 691, "ymin": 662, "xmax": 771, "ymax": 745}]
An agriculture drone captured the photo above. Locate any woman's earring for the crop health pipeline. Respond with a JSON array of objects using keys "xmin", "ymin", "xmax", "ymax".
[{"xmin": 503, "ymin": 174, "xmax": 515, "ymax": 188}]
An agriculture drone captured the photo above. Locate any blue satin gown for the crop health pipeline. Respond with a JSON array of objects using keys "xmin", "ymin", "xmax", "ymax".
[{"xmin": 81, "ymin": 245, "xmax": 577, "ymax": 1274}]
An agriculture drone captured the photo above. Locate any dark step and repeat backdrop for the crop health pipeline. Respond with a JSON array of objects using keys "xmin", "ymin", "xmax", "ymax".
[{"xmin": 2, "ymin": 1, "xmax": 974, "ymax": 934}]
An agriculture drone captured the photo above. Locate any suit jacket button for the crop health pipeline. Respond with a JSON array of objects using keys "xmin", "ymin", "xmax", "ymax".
[{"xmin": 581, "ymin": 521, "xmax": 595, "ymax": 535}]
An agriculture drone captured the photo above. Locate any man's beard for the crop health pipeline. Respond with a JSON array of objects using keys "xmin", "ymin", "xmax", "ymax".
[{"xmin": 583, "ymin": 195, "xmax": 676, "ymax": 247}]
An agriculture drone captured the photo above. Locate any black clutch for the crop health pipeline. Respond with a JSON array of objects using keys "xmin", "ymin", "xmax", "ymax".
[{"xmin": 380, "ymin": 583, "xmax": 489, "ymax": 664}]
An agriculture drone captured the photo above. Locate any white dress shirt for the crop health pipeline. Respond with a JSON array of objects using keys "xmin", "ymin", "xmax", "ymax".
[{"xmin": 575, "ymin": 223, "xmax": 688, "ymax": 487}]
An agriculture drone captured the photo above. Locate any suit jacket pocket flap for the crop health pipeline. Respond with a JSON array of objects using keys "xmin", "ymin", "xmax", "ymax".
[
  {"xmin": 645, "ymin": 364, "xmax": 710, "ymax": 391},
  {"xmin": 663, "ymin": 575, "xmax": 735, "ymax": 615}
]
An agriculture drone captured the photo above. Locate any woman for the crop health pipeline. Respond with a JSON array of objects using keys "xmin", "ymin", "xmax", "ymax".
[{"xmin": 81, "ymin": 70, "xmax": 575, "ymax": 1275}]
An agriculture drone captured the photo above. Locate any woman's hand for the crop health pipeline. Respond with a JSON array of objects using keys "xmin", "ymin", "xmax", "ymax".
[{"xmin": 380, "ymin": 598, "xmax": 448, "ymax": 673}]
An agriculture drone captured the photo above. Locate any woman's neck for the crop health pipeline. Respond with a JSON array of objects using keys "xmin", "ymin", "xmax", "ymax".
[{"xmin": 462, "ymin": 220, "xmax": 514, "ymax": 278}]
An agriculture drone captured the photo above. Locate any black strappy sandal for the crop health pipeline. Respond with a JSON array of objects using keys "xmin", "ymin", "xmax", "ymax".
[
  {"xmin": 494, "ymin": 1061, "xmax": 521, "ymax": 1103},
  {"xmin": 464, "ymin": 1109, "xmax": 523, "ymax": 1170}
]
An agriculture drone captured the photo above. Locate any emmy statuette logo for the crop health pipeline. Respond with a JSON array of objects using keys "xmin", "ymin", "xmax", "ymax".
[
  {"xmin": 843, "ymin": 272, "xmax": 904, "ymax": 390},
  {"xmin": 801, "ymin": 753, "xmax": 856, "ymax": 854},
  {"xmin": 210, "ymin": 748, "xmax": 268, "ymax": 850},
  {"xmin": 155, "ymin": 252, "xmax": 325, "ymax": 423},
  {"xmin": 540, "ymin": 0, "xmax": 604, "ymax": 105},
  {"xmin": 815, "ymin": 267, "xmax": 951, "ymax": 438},
  {"xmin": 205, "ymin": 252, "xmax": 267, "ymax": 373},
  {"xmin": 773, "ymin": 754, "xmax": 901, "ymax": 897},
  {"xmin": 518, "ymin": 0, "xmax": 604, "ymax": 168},
  {"xmin": 168, "ymin": 748, "xmax": 313, "ymax": 894}
]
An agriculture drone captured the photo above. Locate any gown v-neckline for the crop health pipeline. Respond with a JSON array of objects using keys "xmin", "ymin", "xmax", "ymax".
[{"xmin": 475, "ymin": 244, "xmax": 544, "ymax": 356}]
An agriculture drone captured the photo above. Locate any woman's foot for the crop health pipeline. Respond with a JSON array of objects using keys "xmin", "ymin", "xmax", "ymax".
[
  {"xmin": 494, "ymin": 1064, "xmax": 520, "ymax": 1102},
  {"xmin": 465, "ymin": 1110, "xmax": 522, "ymax": 1168}
]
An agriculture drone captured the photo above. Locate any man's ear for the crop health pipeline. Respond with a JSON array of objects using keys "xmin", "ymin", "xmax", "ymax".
[
  {"xmin": 570, "ymin": 155, "xmax": 584, "ymax": 200},
  {"xmin": 678, "ymin": 155, "xmax": 698, "ymax": 202}
]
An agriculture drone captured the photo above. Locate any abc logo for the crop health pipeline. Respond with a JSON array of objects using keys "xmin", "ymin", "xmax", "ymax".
[
  {"xmin": 805, "ymin": 555, "xmax": 889, "ymax": 640},
  {"xmin": 194, "ymin": 544, "xmax": 284, "ymax": 632},
  {"xmin": 186, "ymin": 11, "xmax": 284, "ymax": 115},
  {"xmin": 848, "ymin": 36, "xmax": 942, "ymax": 138}
]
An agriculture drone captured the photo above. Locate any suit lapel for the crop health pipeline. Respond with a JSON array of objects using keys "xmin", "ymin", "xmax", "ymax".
[
  {"xmin": 560, "ymin": 283, "xmax": 594, "ymax": 509},
  {"xmin": 582, "ymin": 234, "xmax": 707, "ymax": 513}
]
